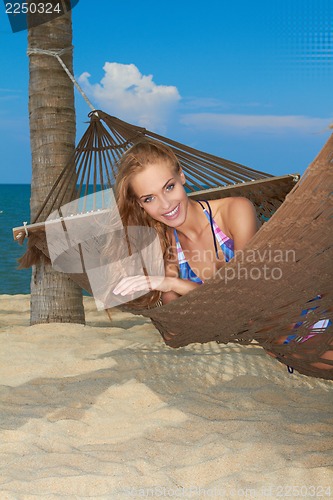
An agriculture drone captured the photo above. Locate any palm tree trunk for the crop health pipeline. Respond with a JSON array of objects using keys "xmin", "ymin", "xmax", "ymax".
[{"xmin": 28, "ymin": 4, "xmax": 85, "ymax": 325}]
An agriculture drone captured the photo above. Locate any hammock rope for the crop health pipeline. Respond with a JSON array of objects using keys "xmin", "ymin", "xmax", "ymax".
[
  {"xmin": 27, "ymin": 46, "xmax": 96, "ymax": 113},
  {"xmin": 14, "ymin": 46, "xmax": 332, "ymax": 380}
]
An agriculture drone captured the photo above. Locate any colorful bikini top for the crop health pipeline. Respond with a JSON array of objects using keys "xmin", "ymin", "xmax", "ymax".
[{"xmin": 173, "ymin": 200, "xmax": 235, "ymax": 284}]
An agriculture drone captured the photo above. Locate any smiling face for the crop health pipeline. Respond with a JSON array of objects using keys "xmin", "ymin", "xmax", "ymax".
[{"xmin": 130, "ymin": 160, "xmax": 188, "ymax": 227}]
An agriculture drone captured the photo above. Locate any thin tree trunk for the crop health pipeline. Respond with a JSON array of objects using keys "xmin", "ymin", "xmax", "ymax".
[{"xmin": 28, "ymin": 4, "xmax": 85, "ymax": 325}]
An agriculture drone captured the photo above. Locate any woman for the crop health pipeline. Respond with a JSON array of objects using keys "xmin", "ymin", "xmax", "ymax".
[
  {"xmin": 113, "ymin": 139, "xmax": 258, "ymax": 304},
  {"xmin": 112, "ymin": 139, "xmax": 332, "ymax": 372}
]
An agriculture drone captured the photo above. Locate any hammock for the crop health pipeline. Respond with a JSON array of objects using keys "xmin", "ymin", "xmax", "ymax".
[{"xmin": 13, "ymin": 111, "xmax": 333, "ymax": 380}]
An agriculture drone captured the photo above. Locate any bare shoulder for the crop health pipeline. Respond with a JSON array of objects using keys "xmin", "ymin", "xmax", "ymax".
[
  {"xmin": 224, "ymin": 197, "xmax": 258, "ymax": 246},
  {"xmin": 225, "ymin": 196, "xmax": 256, "ymax": 218},
  {"xmin": 210, "ymin": 197, "xmax": 257, "ymax": 246},
  {"xmin": 210, "ymin": 196, "xmax": 255, "ymax": 219}
]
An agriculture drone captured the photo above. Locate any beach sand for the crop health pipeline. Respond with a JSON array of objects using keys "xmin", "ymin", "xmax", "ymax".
[{"xmin": 0, "ymin": 294, "xmax": 332, "ymax": 499}]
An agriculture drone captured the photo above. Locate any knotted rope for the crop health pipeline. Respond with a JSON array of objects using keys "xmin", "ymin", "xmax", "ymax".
[{"xmin": 27, "ymin": 46, "xmax": 96, "ymax": 113}]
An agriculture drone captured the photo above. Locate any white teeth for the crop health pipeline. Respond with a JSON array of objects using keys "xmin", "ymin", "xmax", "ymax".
[{"xmin": 164, "ymin": 205, "xmax": 179, "ymax": 217}]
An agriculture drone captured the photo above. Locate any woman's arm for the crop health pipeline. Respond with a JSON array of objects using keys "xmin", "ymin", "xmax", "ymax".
[
  {"xmin": 113, "ymin": 248, "xmax": 201, "ymax": 301},
  {"xmin": 162, "ymin": 254, "xmax": 200, "ymax": 304},
  {"xmin": 112, "ymin": 271, "xmax": 200, "ymax": 300},
  {"xmin": 162, "ymin": 278, "xmax": 201, "ymax": 303}
]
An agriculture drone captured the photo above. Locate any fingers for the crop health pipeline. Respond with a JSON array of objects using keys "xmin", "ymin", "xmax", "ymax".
[{"xmin": 113, "ymin": 275, "xmax": 151, "ymax": 296}]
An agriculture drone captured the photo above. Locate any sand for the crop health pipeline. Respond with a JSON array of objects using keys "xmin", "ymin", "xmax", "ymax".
[{"xmin": 0, "ymin": 294, "xmax": 332, "ymax": 499}]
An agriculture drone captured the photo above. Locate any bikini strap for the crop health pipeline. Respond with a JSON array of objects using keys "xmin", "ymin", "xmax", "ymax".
[{"xmin": 195, "ymin": 200, "xmax": 219, "ymax": 259}]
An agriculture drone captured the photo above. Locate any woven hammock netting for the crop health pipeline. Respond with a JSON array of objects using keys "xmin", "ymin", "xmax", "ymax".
[
  {"xmin": 24, "ymin": 110, "xmax": 296, "ymax": 226},
  {"xmin": 15, "ymin": 111, "xmax": 333, "ymax": 380}
]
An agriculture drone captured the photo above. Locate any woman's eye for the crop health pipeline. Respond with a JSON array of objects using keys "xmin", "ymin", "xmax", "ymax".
[
  {"xmin": 166, "ymin": 183, "xmax": 175, "ymax": 191},
  {"xmin": 143, "ymin": 196, "xmax": 154, "ymax": 203}
]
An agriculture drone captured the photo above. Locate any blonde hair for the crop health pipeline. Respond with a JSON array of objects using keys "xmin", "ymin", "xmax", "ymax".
[{"xmin": 113, "ymin": 139, "xmax": 181, "ymax": 309}]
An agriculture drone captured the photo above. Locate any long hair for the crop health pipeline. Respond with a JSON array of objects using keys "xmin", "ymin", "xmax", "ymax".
[{"xmin": 111, "ymin": 139, "xmax": 181, "ymax": 309}]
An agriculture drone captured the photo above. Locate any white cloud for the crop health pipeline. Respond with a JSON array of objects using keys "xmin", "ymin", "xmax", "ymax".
[
  {"xmin": 181, "ymin": 98, "xmax": 272, "ymax": 111},
  {"xmin": 180, "ymin": 113, "xmax": 331, "ymax": 135},
  {"xmin": 78, "ymin": 62, "xmax": 180, "ymax": 132}
]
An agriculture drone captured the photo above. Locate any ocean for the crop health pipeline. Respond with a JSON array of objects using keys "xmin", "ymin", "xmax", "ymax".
[
  {"xmin": 0, "ymin": 184, "xmax": 32, "ymax": 294},
  {"xmin": 0, "ymin": 184, "xmax": 96, "ymax": 295}
]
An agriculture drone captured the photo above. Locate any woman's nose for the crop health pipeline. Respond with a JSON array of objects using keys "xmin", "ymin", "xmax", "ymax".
[{"xmin": 160, "ymin": 195, "xmax": 172, "ymax": 211}]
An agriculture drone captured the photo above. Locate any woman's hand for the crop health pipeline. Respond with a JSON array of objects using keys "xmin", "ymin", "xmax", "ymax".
[{"xmin": 113, "ymin": 275, "xmax": 174, "ymax": 296}]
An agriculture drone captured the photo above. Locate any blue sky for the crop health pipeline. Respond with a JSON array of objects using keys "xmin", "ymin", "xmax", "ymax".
[{"xmin": 0, "ymin": 0, "xmax": 332, "ymax": 183}]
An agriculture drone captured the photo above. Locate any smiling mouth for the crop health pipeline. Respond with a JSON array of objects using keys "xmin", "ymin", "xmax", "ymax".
[{"xmin": 163, "ymin": 204, "xmax": 180, "ymax": 218}]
